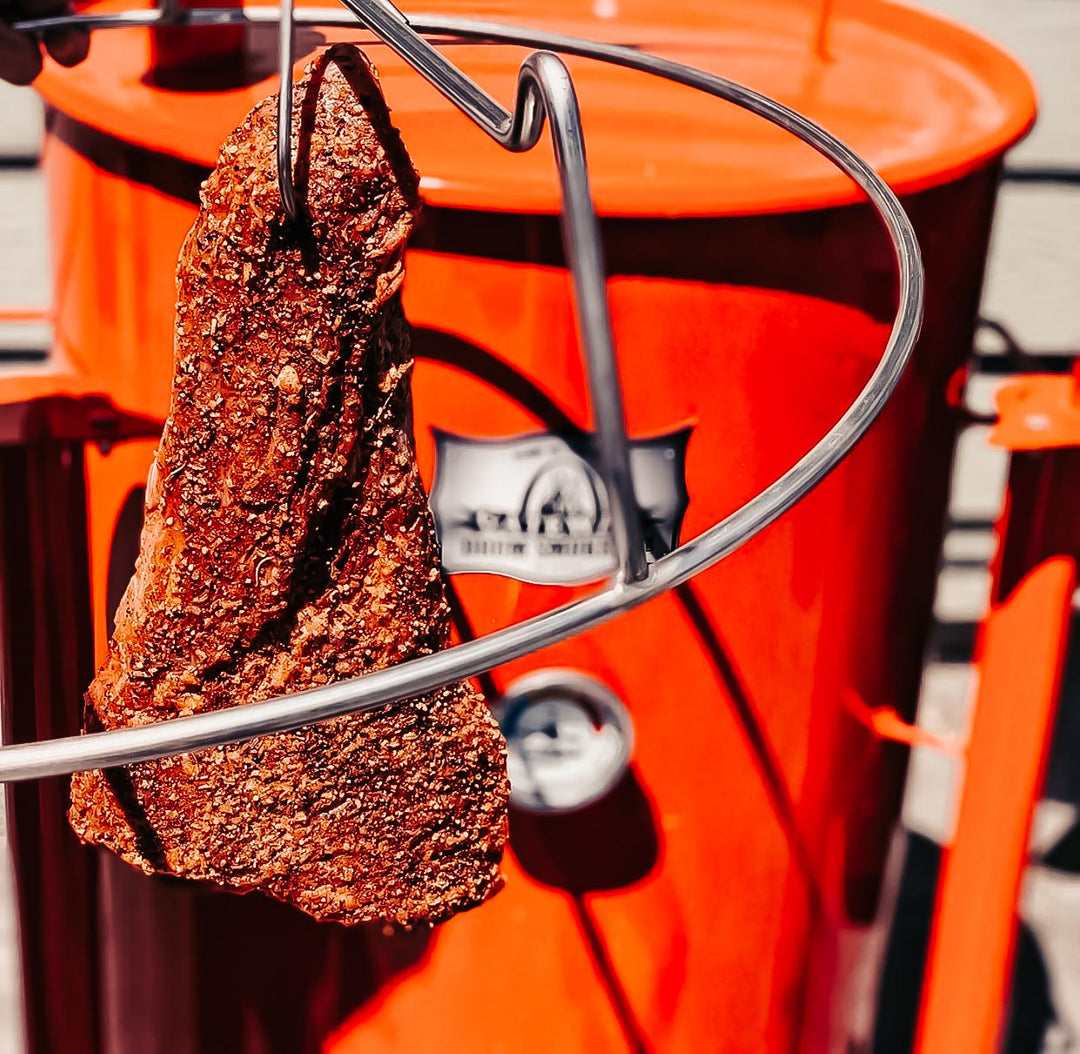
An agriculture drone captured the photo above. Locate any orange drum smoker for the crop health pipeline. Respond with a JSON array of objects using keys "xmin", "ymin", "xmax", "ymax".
[{"xmin": 0, "ymin": 1, "xmax": 1037, "ymax": 1052}]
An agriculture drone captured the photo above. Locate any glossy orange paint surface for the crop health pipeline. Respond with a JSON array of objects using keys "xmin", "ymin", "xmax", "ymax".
[
  {"xmin": 39, "ymin": 0, "xmax": 1035, "ymax": 216},
  {"xmin": 4, "ymin": 2, "xmax": 1037, "ymax": 1051},
  {"xmin": 40, "ymin": 133, "xmax": 197, "ymax": 422}
]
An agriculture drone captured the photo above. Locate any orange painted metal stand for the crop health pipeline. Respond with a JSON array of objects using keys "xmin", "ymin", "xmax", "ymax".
[{"xmin": 916, "ymin": 368, "xmax": 1080, "ymax": 1054}]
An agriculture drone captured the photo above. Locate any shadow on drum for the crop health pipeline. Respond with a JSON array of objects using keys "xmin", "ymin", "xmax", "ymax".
[{"xmin": 508, "ymin": 766, "xmax": 660, "ymax": 895}]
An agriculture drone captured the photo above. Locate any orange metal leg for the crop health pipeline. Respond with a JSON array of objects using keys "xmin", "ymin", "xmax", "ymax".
[
  {"xmin": 915, "ymin": 556, "xmax": 1075, "ymax": 1054},
  {"xmin": 916, "ymin": 375, "xmax": 1080, "ymax": 1054}
]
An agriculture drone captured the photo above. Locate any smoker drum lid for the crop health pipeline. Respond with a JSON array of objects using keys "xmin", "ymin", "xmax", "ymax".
[{"xmin": 37, "ymin": 0, "xmax": 1035, "ymax": 217}]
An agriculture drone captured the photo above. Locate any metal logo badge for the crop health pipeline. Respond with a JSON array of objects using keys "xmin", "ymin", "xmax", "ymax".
[{"xmin": 430, "ymin": 427, "xmax": 691, "ymax": 584}]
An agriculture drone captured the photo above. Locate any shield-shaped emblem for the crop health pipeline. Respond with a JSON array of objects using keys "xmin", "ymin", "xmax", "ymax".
[{"xmin": 430, "ymin": 428, "xmax": 691, "ymax": 585}]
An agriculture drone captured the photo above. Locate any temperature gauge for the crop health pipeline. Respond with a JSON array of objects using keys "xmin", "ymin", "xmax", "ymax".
[{"xmin": 496, "ymin": 670, "xmax": 635, "ymax": 813}]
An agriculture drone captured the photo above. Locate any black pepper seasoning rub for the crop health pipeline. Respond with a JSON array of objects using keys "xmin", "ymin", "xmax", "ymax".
[{"xmin": 69, "ymin": 44, "xmax": 510, "ymax": 926}]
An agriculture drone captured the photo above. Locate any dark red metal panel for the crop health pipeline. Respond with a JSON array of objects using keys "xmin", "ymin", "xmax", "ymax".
[{"xmin": 0, "ymin": 434, "xmax": 101, "ymax": 1054}]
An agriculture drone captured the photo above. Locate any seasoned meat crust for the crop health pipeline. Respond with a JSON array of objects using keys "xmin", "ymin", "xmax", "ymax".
[{"xmin": 68, "ymin": 44, "xmax": 509, "ymax": 926}]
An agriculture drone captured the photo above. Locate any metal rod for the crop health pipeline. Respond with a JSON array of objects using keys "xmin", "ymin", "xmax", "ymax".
[
  {"xmin": 520, "ymin": 53, "xmax": 649, "ymax": 582},
  {"xmin": 317, "ymin": 8, "xmax": 647, "ymax": 576},
  {"xmin": 0, "ymin": 16, "xmax": 924, "ymax": 781},
  {"xmin": 326, "ymin": 2, "xmax": 650, "ymax": 579},
  {"xmin": 277, "ymin": 0, "xmax": 298, "ymax": 220},
  {"xmin": 336, "ymin": 0, "xmax": 510, "ymax": 137}
]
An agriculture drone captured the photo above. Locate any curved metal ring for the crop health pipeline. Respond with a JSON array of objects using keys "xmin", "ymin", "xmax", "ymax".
[{"xmin": 0, "ymin": 13, "xmax": 924, "ymax": 781}]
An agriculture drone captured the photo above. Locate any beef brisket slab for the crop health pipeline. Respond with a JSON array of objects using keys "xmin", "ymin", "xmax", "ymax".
[{"xmin": 69, "ymin": 44, "xmax": 509, "ymax": 926}]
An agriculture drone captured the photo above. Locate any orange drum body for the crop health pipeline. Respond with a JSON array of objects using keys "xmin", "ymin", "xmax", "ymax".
[{"xmin": 5, "ymin": 2, "xmax": 1035, "ymax": 1052}]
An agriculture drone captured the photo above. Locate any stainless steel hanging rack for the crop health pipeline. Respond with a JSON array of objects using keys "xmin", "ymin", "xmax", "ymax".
[{"xmin": 2, "ymin": 0, "xmax": 924, "ymax": 782}]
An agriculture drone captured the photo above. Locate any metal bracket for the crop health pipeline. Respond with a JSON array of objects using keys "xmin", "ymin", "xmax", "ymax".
[{"xmin": 990, "ymin": 371, "xmax": 1080, "ymax": 450}]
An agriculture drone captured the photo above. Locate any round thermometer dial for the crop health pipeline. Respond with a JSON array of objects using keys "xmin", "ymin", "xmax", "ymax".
[{"xmin": 496, "ymin": 670, "xmax": 634, "ymax": 813}]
